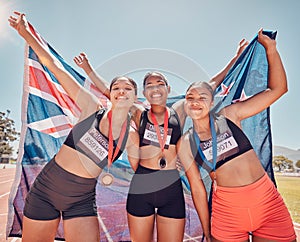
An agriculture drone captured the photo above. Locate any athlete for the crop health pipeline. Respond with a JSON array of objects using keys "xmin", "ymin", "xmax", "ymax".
[
  {"xmin": 177, "ymin": 29, "xmax": 296, "ymax": 241},
  {"xmin": 9, "ymin": 11, "xmax": 139, "ymax": 242}
]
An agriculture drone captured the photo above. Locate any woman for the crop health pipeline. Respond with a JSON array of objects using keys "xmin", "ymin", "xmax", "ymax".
[
  {"xmin": 9, "ymin": 12, "xmax": 139, "ymax": 242},
  {"xmin": 177, "ymin": 29, "xmax": 296, "ymax": 241},
  {"xmin": 73, "ymin": 41, "xmax": 248, "ymax": 241},
  {"xmin": 126, "ymin": 71, "xmax": 186, "ymax": 242}
]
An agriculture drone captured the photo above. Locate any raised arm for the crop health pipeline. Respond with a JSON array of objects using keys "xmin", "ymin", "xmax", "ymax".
[
  {"xmin": 74, "ymin": 52, "xmax": 111, "ymax": 98},
  {"xmin": 172, "ymin": 38, "xmax": 249, "ymax": 127},
  {"xmin": 222, "ymin": 28, "xmax": 287, "ymax": 123},
  {"xmin": 209, "ymin": 38, "xmax": 249, "ymax": 91},
  {"xmin": 8, "ymin": 12, "xmax": 100, "ymax": 117},
  {"xmin": 177, "ymin": 135, "xmax": 211, "ymax": 241},
  {"xmin": 74, "ymin": 52, "xmax": 144, "ymax": 127}
]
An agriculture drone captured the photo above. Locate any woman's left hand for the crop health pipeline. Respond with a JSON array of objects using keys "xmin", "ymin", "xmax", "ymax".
[{"xmin": 257, "ymin": 28, "xmax": 277, "ymax": 54}]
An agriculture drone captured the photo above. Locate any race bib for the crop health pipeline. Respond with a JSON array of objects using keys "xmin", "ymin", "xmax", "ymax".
[
  {"xmin": 76, "ymin": 127, "xmax": 109, "ymax": 164},
  {"xmin": 142, "ymin": 123, "xmax": 172, "ymax": 149},
  {"xmin": 200, "ymin": 130, "xmax": 238, "ymax": 162}
]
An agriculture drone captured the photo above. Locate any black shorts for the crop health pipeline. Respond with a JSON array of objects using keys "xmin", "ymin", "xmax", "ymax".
[
  {"xmin": 126, "ymin": 165, "xmax": 185, "ymax": 219},
  {"xmin": 23, "ymin": 157, "xmax": 98, "ymax": 220}
]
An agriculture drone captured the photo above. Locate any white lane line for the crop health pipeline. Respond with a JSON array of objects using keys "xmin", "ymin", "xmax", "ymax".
[
  {"xmin": 98, "ymin": 215, "xmax": 113, "ymax": 242},
  {"xmin": 0, "ymin": 192, "xmax": 10, "ymax": 199},
  {"xmin": 0, "ymin": 179, "xmax": 14, "ymax": 184},
  {"xmin": 183, "ymin": 233, "xmax": 203, "ymax": 241},
  {"xmin": 10, "ymin": 238, "xmax": 20, "ymax": 242}
]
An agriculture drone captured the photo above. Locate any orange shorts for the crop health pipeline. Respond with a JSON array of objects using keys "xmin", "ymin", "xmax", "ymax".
[{"xmin": 211, "ymin": 173, "xmax": 296, "ymax": 241}]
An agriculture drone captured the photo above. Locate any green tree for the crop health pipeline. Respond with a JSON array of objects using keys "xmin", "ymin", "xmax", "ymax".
[
  {"xmin": 273, "ymin": 155, "xmax": 294, "ymax": 172},
  {"xmin": 0, "ymin": 110, "xmax": 20, "ymax": 157}
]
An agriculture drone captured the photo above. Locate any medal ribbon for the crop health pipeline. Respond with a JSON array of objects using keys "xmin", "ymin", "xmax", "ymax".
[
  {"xmin": 149, "ymin": 108, "xmax": 168, "ymax": 153},
  {"xmin": 107, "ymin": 110, "xmax": 128, "ymax": 167},
  {"xmin": 193, "ymin": 113, "xmax": 217, "ymax": 173}
]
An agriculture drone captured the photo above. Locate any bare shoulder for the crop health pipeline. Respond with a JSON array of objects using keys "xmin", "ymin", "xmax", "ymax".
[
  {"xmin": 177, "ymin": 131, "xmax": 196, "ymax": 171},
  {"xmin": 177, "ymin": 130, "xmax": 192, "ymax": 155},
  {"xmin": 172, "ymin": 99, "xmax": 186, "ymax": 125},
  {"xmin": 126, "ymin": 126, "xmax": 139, "ymax": 147},
  {"xmin": 181, "ymin": 130, "xmax": 191, "ymax": 144},
  {"xmin": 172, "ymin": 99, "xmax": 185, "ymax": 110},
  {"xmin": 129, "ymin": 126, "xmax": 138, "ymax": 136},
  {"xmin": 132, "ymin": 103, "xmax": 145, "ymax": 113},
  {"xmin": 131, "ymin": 103, "xmax": 144, "ymax": 128},
  {"xmin": 77, "ymin": 101, "xmax": 101, "ymax": 123}
]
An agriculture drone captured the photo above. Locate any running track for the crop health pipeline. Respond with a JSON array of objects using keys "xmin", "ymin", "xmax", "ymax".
[
  {"xmin": 0, "ymin": 165, "xmax": 20, "ymax": 242},
  {"xmin": 0, "ymin": 165, "xmax": 299, "ymax": 241}
]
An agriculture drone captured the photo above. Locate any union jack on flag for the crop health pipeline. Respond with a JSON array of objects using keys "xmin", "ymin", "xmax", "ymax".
[{"xmin": 21, "ymin": 23, "xmax": 108, "ymax": 163}]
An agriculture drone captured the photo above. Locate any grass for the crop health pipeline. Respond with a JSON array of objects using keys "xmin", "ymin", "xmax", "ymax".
[{"xmin": 275, "ymin": 174, "xmax": 300, "ymax": 224}]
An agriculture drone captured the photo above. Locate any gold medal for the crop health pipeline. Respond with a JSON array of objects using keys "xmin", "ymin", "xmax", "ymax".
[{"xmin": 101, "ymin": 173, "xmax": 114, "ymax": 186}]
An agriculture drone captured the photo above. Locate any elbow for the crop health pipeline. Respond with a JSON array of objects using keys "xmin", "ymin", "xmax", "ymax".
[
  {"xmin": 280, "ymin": 82, "xmax": 288, "ymax": 97},
  {"xmin": 283, "ymin": 84, "xmax": 288, "ymax": 95},
  {"xmin": 191, "ymin": 187, "xmax": 207, "ymax": 200},
  {"xmin": 282, "ymin": 72, "xmax": 288, "ymax": 95},
  {"xmin": 277, "ymin": 77, "xmax": 288, "ymax": 97},
  {"xmin": 43, "ymin": 58, "xmax": 63, "ymax": 74}
]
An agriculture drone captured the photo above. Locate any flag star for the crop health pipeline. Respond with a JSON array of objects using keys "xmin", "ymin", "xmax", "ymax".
[
  {"xmin": 232, "ymin": 89, "xmax": 252, "ymax": 103},
  {"xmin": 217, "ymin": 82, "xmax": 234, "ymax": 97}
]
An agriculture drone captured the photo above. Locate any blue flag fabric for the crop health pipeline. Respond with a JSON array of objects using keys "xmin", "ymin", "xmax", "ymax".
[
  {"xmin": 212, "ymin": 30, "xmax": 277, "ymax": 185},
  {"xmin": 6, "ymin": 24, "xmax": 276, "ymax": 241}
]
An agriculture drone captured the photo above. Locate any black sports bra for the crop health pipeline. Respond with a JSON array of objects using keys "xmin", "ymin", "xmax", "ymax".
[
  {"xmin": 189, "ymin": 116, "xmax": 253, "ymax": 173},
  {"xmin": 139, "ymin": 108, "xmax": 182, "ymax": 149},
  {"xmin": 64, "ymin": 108, "xmax": 130, "ymax": 169}
]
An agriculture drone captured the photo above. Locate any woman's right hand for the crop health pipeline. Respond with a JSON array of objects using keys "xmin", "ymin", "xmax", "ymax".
[
  {"xmin": 8, "ymin": 11, "xmax": 29, "ymax": 37},
  {"xmin": 73, "ymin": 52, "xmax": 90, "ymax": 70},
  {"xmin": 235, "ymin": 38, "xmax": 249, "ymax": 58}
]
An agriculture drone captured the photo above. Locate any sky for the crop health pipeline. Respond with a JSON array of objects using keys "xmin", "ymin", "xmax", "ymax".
[{"xmin": 0, "ymin": 0, "xmax": 299, "ymax": 151}]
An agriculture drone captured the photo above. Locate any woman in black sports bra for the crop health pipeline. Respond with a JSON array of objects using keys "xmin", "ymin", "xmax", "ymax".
[
  {"xmin": 9, "ymin": 11, "xmax": 139, "ymax": 242},
  {"xmin": 177, "ymin": 29, "xmax": 296, "ymax": 242}
]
